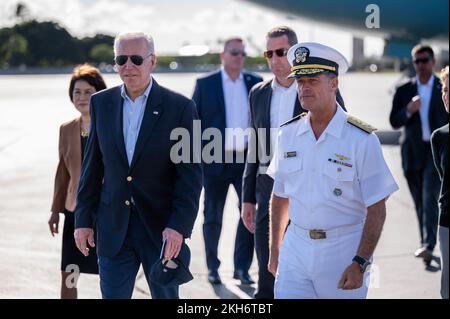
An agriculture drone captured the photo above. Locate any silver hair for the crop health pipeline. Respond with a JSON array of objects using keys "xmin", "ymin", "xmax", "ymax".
[{"xmin": 113, "ymin": 32, "xmax": 155, "ymax": 56}]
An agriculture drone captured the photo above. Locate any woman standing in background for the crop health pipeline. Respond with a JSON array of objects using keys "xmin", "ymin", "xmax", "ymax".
[{"xmin": 48, "ymin": 64, "xmax": 106, "ymax": 299}]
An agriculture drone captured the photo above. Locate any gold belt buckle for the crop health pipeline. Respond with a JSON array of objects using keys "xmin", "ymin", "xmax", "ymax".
[{"xmin": 309, "ymin": 229, "xmax": 327, "ymax": 240}]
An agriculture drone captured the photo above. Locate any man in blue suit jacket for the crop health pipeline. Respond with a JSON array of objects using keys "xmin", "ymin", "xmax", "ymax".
[
  {"xmin": 74, "ymin": 32, "xmax": 202, "ymax": 299},
  {"xmin": 192, "ymin": 37, "xmax": 263, "ymax": 285}
]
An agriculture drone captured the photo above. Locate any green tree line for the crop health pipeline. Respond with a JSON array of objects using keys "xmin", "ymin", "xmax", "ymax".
[
  {"xmin": 0, "ymin": 20, "xmax": 115, "ymax": 67},
  {"xmin": 0, "ymin": 19, "xmax": 267, "ymax": 70}
]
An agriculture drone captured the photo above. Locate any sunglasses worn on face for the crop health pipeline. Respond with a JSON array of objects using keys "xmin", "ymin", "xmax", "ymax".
[
  {"xmin": 414, "ymin": 57, "xmax": 431, "ymax": 65},
  {"xmin": 264, "ymin": 48, "xmax": 288, "ymax": 59},
  {"xmin": 229, "ymin": 49, "xmax": 247, "ymax": 57},
  {"xmin": 115, "ymin": 53, "xmax": 152, "ymax": 66}
]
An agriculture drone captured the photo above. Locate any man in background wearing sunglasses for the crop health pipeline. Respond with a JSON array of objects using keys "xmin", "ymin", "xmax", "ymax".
[
  {"xmin": 74, "ymin": 32, "xmax": 202, "ymax": 299},
  {"xmin": 192, "ymin": 37, "xmax": 262, "ymax": 286},
  {"xmin": 390, "ymin": 44, "xmax": 447, "ymax": 266},
  {"xmin": 242, "ymin": 26, "xmax": 346, "ymax": 299}
]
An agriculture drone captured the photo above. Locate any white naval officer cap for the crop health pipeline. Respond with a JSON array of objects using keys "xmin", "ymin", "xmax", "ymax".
[{"xmin": 287, "ymin": 42, "xmax": 349, "ymax": 78}]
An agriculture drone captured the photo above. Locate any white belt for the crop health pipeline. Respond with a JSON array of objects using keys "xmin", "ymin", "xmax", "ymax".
[{"xmin": 290, "ymin": 222, "xmax": 364, "ymax": 240}]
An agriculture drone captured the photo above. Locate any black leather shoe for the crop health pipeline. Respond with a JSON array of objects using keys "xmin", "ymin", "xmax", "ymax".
[
  {"xmin": 233, "ymin": 270, "xmax": 255, "ymax": 285},
  {"xmin": 415, "ymin": 247, "xmax": 428, "ymax": 258},
  {"xmin": 415, "ymin": 247, "xmax": 433, "ymax": 265},
  {"xmin": 208, "ymin": 270, "xmax": 222, "ymax": 285}
]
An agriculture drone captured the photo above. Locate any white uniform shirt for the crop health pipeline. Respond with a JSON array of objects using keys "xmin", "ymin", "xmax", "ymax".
[
  {"xmin": 267, "ymin": 105, "xmax": 399, "ymax": 230},
  {"xmin": 269, "ymin": 79, "xmax": 297, "ymax": 153},
  {"xmin": 221, "ymin": 68, "xmax": 249, "ymax": 152},
  {"xmin": 416, "ymin": 75, "xmax": 434, "ymax": 142}
]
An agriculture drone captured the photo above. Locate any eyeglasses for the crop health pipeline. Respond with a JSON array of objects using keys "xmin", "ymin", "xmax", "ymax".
[
  {"xmin": 115, "ymin": 53, "xmax": 153, "ymax": 66},
  {"xmin": 414, "ymin": 57, "xmax": 431, "ymax": 65},
  {"xmin": 228, "ymin": 49, "xmax": 247, "ymax": 57},
  {"xmin": 264, "ymin": 48, "xmax": 288, "ymax": 59}
]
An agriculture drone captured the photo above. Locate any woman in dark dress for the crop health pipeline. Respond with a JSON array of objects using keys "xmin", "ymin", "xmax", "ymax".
[
  {"xmin": 431, "ymin": 65, "xmax": 449, "ymax": 299},
  {"xmin": 48, "ymin": 64, "xmax": 106, "ymax": 299}
]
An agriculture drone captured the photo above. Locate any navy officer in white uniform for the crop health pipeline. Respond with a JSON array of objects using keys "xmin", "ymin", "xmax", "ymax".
[{"xmin": 267, "ymin": 42, "xmax": 399, "ymax": 299}]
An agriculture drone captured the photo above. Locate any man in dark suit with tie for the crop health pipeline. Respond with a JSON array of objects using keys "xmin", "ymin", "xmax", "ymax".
[
  {"xmin": 242, "ymin": 27, "xmax": 345, "ymax": 298},
  {"xmin": 192, "ymin": 37, "xmax": 263, "ymax": 285},
  {"xmin": 390, "ymin": 44, "xmax": 447, "ymax": 265},
  {"xmin": 74, "ymin": 32, "xmax": 202, "ymax": 299}
]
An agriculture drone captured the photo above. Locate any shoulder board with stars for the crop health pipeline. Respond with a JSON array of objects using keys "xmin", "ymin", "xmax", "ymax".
[
  {"xmin": 280, "ymin": 112, "xmax": 308, "ymax": 127},
  {"xmin": 347, "ymin": 115, "xmax": 377, "ymax": 134}
]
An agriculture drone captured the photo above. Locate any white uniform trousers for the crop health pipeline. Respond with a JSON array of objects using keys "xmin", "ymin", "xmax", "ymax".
[{"xmin": 274, "ymin": 223, "xmax": 370, "ymax": 299}]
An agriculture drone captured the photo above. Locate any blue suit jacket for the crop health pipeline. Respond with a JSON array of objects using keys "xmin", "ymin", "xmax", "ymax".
[
  {"xmin": 192, "ymin": 69, "xmax": 263, "ymax": 177},
  {"xmin": 75, "ymin": 80, "xmax": 202, "ymax": 257}
]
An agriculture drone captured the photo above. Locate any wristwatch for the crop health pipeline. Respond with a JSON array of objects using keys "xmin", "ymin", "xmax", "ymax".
[{"xmin": 352, "ymin": 255, "xmax": 371, "ymax": 273}]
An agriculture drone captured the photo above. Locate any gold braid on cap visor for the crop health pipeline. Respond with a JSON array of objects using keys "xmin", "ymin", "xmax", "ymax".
[
  {"xmin": 292, "ymin": 68, "xmax": 327, "ymax": 75},
  {"xmin": 291, "ymin": 64, "xmax": 337, "ymax": 72}
]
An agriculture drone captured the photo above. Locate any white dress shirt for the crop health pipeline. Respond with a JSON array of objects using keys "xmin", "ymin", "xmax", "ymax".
[
  {"xmin": 416, "ymin": 75, "xmax": 434, "ymax": 141},
  {"xmin": 269, "ymin": 78, "xmax": 297, "ymax": 152},
  {"xmin": 122, "ymin": 79, "xmax": 153, "ymax": 165},
  {"xmin": 221, "ymin": 68, "xmax": 249, "ymax": 152}
]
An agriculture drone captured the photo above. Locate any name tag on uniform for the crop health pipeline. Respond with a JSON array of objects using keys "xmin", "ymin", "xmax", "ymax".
[{"xmin": 284, "ymin": 151, "xmax": 297, "ymax": 158}]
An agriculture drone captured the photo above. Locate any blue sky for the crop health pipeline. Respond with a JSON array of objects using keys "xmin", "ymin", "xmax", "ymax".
[{"xmin": 0, "ymin": 0, "xmax": 384, "ymax": 61}]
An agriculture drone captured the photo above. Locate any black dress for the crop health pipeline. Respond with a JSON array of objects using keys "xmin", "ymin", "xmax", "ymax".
[{"xmin": 61, "ymin": 134, "xmax": 99, "ymax": 274}]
